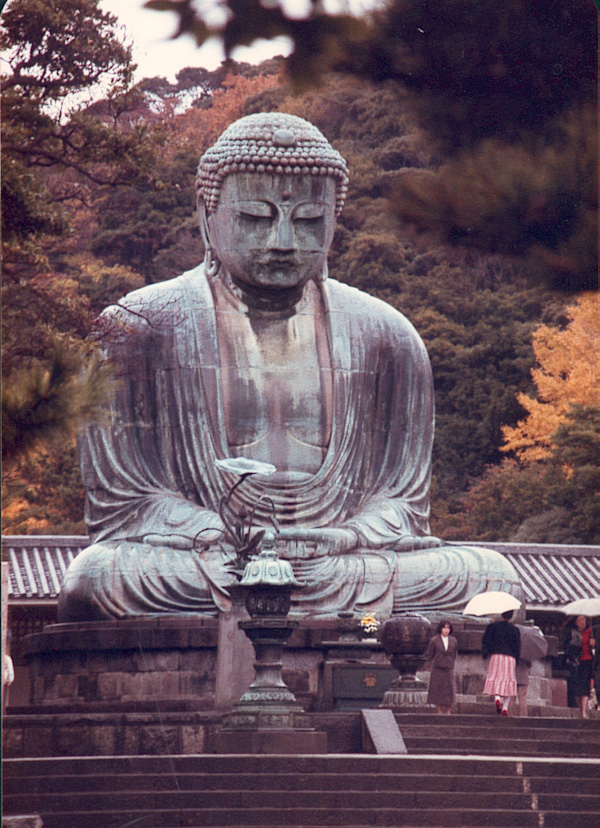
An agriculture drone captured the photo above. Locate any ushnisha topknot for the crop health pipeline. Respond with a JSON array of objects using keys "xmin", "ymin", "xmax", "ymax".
[{"xmin": 196, "ymin": 112, "xmax": 349, "ymax": 216}]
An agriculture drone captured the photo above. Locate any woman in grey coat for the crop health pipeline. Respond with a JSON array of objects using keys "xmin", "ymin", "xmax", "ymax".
[{"xmin": 426, "ymin": 619, "xmax": 459, "ymax": 714}]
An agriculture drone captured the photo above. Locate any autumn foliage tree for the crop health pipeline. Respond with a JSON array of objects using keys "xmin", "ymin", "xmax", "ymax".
[{"xmin": 501, "ymin": 293, "xmax": 599, "ymax": 462}]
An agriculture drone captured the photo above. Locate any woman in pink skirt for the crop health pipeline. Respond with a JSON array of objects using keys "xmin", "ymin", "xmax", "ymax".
[{"xmin": 482, "ymin": 610, "xmax": 521, "ymax": 716}]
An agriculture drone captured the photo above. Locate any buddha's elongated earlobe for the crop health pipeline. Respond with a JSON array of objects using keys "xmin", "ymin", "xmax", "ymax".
[
  {"xmin": 197, "ymin": 196, "xmax": 220, "ymax": 278},
  {"xmin": 317, "ymin": 260, "xmax": 329, "ymax": 283}
]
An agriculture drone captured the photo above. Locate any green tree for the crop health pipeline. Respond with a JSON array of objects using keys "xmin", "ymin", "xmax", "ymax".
[
  {"xmin": 547, "ymin": 405, "xmax": 600, "ymax": 543},
  {"xmin": 433, "ymin": 459, "xmax": 549, "ymax": 542},
  {"xmin": 90, "ymin": 142, "xmax": 201, "ymax": 283},
  {"xmin": 1, "ymin": 0, "xmax": 155, "ymax": 242},
  {"xmin": 1, "ymin": 0, "xmax": 154, "ymax": 530}
]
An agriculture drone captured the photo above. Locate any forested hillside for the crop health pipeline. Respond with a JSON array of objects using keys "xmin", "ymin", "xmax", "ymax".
[{"xmin": 2, "ymin": 0, "xmax": 597, "ymax": 542}]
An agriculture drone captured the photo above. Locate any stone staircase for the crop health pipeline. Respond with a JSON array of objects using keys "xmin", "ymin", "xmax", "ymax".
[
  {"xmin": 394, "ymin": 712, "xmax": 600, "ymax": 758},
  {"xmin": 3, "ymin": 753, "xmax": 600, "ymax": 827},
  {"xmin": 4, "ymin": 714, "xmax": 599, "ymax": 828}
]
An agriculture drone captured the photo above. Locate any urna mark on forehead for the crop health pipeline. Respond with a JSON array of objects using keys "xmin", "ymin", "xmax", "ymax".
[{"xmin": 196, "ymin": 113, "xmax": 349, "ymax": 216}]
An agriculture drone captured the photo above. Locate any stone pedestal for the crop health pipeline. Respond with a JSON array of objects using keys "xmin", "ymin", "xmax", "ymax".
[
  {"xmin": 215, "ymin": 616, "xmax": 327, "ymax": 754},
  {"xmin": 380, "ymin": 679, "xmax": 429, "ymax": 708},
  {"xmin": 379, "ymin": 613, "xmax": 432, "ymax": 709}
]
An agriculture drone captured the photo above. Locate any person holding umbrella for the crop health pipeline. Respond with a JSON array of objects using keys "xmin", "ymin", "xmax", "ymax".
[
  {"xmin": 481, "ymin": 610, "xmax": 521, "ymax": 716},
  {"xmin": 563, "ymin": 615, "xmax": 596, "ymax": 719},
  {"xmin": 463, "ymin": 591, "xmax": 523, "ymax": 716}
]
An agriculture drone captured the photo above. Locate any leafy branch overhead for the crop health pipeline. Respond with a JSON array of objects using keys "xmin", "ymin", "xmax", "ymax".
[
  {"xmin": 146, "ymin": 0, "xmax": 598, "ymax": 291},
  {"xmin": 145, "ymin": 0, "xmax": 368, "ymax": 85},
  {"xmin": 1, "ymin": 340, "xmax": 111, "ymax": 463}
]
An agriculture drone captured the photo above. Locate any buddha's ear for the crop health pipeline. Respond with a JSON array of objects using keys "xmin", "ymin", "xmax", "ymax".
[
  {"xmin": 197, "ymin": 193, "xmax": 221, "ymax": 278},
  {"xmin": 197, "ymin": 193, "xmax": 212, "ymax": 249}
]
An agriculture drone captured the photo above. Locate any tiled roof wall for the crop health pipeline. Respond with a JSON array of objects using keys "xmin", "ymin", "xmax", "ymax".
[
  {"xmin": 473, "ymin": 542, "xmax": 599, "ymax": 608},
  {"xmin": 2, "ymin": 536, "xmax": 599, "ymax": 606},
  {"xmin": 3, "ymin": 536, "xmax": 87, "ymax": 600}
]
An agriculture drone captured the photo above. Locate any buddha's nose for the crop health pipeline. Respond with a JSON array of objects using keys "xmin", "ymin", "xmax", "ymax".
[{"xmin": 270, "ymin": 215, "xmax": 295, "ymax": 251}]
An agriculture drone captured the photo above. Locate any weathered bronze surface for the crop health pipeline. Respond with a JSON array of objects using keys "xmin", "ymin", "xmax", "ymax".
[{"xmin": 58, "ymin": 113, "xmax": 522, "ymax": 622}]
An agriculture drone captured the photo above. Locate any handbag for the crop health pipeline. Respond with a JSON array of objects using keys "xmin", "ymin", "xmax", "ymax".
[{"xmin": 563, "ymin": 629, "xmax": 582, "ymax": 669}]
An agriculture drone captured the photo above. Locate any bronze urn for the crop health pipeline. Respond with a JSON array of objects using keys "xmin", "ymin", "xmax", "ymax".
[{"xmin": 379, "ymin": 612, "xmax": 433, "ymax": 707}]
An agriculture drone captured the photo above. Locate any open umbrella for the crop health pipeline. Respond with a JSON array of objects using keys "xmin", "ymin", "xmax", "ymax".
[
  {"xmin": 462, "ymin": 591, "xmax": 522, "ymax": 617},
  {"xmin": 560, "ymin": 597, "xmax": 600, "ymax": 617},
  {"xmin": 516, "ymin": 624, "xmax": 548, "ymax": 660}
]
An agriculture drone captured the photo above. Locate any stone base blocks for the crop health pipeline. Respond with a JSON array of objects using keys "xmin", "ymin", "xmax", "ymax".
[
  {"xmin": 21, "ymin": 616, "xmax": 219, "ymax": 710},
  {"xmin": 17, "ymin": 616, "xmax": 562, "ymax": 714}
]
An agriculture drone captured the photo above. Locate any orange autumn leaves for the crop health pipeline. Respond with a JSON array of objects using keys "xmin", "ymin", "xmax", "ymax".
[{"xmin": 501, "ymin": 293, "xmax": 599, "ymax": 463}]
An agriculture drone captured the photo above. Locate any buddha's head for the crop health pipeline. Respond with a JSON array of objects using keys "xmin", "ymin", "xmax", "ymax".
[{"xmin": 196, "ymin": 113, "xmax": 348, "ymax": 294}]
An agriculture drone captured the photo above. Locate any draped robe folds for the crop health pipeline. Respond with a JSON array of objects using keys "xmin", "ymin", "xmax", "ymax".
[{"xmin": 59, "ymin": 265, "xmax": 522, "ymax": 621}]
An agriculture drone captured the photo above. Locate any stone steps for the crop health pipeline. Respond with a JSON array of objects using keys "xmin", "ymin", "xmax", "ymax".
[
  {"xmin": 394, "ymin": 711, "xmax": 596, "ymax": 728},
  {"xmin": 5, "ymin": 804, "xmax": 599, "ymax": 825},
  {"xmin": 3, "ymin": 755, "xmax": 599, "ymax": 828},
  {"xmin": 5, "ymin": 787, "xmax": 600, "ymax": 811},
  {"xmin": 403, "ymin": 736, "xmax": 600, "ymax": 757},
  {"xmin": 9, "ymin": 771, "xmax": 587, "ymax": 793},
  {"xmin": 394, "ymin": 712, "xmax": 600, "ymax": 758}
]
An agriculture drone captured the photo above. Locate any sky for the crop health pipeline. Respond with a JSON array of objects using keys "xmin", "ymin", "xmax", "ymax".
[
  {"xmin": 98, "ymin": 0, "xmax": 291, "ymax": 83},
  {"xmin": 99, "ymin": 0, "xmax": 376, "ymax": 83}
]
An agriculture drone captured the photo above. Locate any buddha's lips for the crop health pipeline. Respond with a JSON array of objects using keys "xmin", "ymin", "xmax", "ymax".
[{"xmin": 259, "ymin": 256, "xmax": 300, "ymax": 269}]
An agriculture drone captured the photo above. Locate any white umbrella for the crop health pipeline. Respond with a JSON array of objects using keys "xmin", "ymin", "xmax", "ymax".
[
  {"xmin": 560, "ymin": 597, "xmax": 600, "ymax": 617},
  {"xmin": 462, "ymin": 591, "xmax": 522, "ymax": 617}
]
